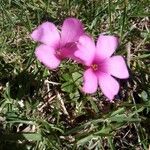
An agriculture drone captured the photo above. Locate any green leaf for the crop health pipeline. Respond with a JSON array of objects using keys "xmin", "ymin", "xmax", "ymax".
[
  {"xmin": 72, "ymin": 72, "xmax": 82, "ymax": 86},
  {"xmin": 61, "ymin": 82, "xmax": 75, "ymax": 93},
  {"xmin": 0, "ymin": 133, "xmax": 42, "ymax": 141},
  {"xmin": 110, "ymin": 107, "xmax": 125, "ymax": 117}
]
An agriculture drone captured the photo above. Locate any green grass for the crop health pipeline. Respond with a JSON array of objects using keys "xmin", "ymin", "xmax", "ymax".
[{"xmin": 0, "ymin": 0, "xmax": 150, "ymax": 149}]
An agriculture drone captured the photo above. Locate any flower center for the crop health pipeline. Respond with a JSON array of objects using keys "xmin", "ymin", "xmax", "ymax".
[
  {"xmin": 56, "ymin": 50, "xmax": 61, "ymax": 56},
  {"xmin": 91, "ymin": 64, "xmax": 98, "ymax": 71},
  {"xmin": 55, "ymin": 49, "xmax": 63, "ymax": 59}
]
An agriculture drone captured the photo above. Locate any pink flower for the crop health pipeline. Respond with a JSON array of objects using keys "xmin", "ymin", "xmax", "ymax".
[
  {"xmin": 31, "ymin": 18, "xmax": 84, "ymax": 69},
  {"xmin": 74, "ymin": 35, "xmax": 129, "ymax": 100}
]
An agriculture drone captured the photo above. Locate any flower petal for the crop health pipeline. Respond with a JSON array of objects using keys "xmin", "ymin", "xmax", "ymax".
[
  {"xmin": 35, "ymin": 44, "xmax": 60, "ymax": 69},
  {"xmin": 74, "ymin": 35, "xmax": 96, "ymax": 66},
  {"xmin": 60, "ymin": 42, "xmax": 80, "ymax": 60},
  {"xmin": 61, "ymin": 18, "xmax": 84, "ymax": 45},
  {"xmin": 104, "ymin": 56, "xmax": 129, "ymax": 79},
  {"xmin": 98, "ymin": 73, "xmax": 119, "ymax": 100},
  {"xmin": 96, "ymin": 35, "xmax": 119, "ymax": 60},
  {"xmin": 31, "ymin": 22, "xmax": 60, "ymax": 47},
  {"xmin": 82, "ymin": 68, "xmax": 98, "ymax": 94}
]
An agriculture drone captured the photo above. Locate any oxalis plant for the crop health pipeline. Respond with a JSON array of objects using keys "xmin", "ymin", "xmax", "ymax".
[{"xmin": 31, "ymin": 18, "xmax": 129, "ymax": 100}]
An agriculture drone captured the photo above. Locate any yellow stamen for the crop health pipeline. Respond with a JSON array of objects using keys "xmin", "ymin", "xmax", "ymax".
[{"xmin": 91, "ymin": 64, "xmax": 98, "ymax": 71}]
